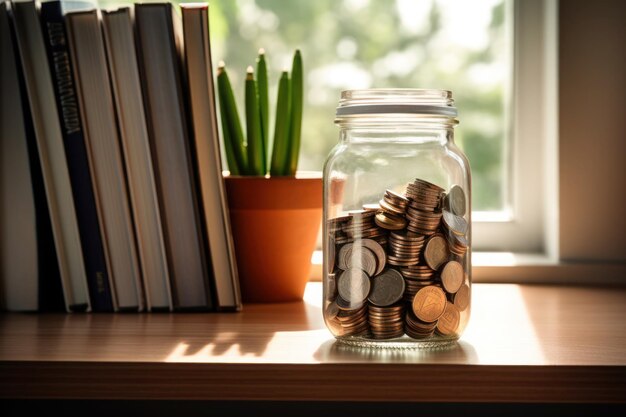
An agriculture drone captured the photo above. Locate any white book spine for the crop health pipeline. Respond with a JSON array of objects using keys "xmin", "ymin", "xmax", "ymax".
[
  {"xmin": 102, "ymin": 9, "xmax": 172, "ymax": 311},
  {"xmin": 66, "ymin": 9, "xmax": 143, "ymax": 311},
  {"xmin": 182, "ymin": 5, "xmax": 241, "ymax": 309},
  {"xmin": 12, "ymin": 0, "xmax": 90, "ymax": 312}
]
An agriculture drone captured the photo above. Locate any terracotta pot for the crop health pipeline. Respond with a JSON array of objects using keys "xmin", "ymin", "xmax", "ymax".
[{"xmin": 225, "ymin": 174, "xmax": 322, "ymax": 303}]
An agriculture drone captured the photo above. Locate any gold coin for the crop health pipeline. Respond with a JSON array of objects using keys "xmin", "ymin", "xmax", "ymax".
[
  {"xmin": 375, "ymin": 212, "xmax": 407, "ymax": 230},
  {"xmin": 423, "ymin": 234, "xmax": 449, "ymax": 270},
  {"xmin": 436, "ymin": 302, "xmax": 460, "ymax": 336},
  {"xmin": 412, "ymin": 285, "xmax": 447, "ymax": 322},
  {"xmin": 440, "ymin": 260, "xmax": 464, "ymax": 294},
  {"xmin": 379, "ymin": 198, "xmax": 406, "ymax": 216},
  {"xmin": 453, "ymin": 283, "xmax": 470, "ymax": 310},
  {"xmin": 362, "ymin": 203, "xmax": 381, "ymax": 211}
]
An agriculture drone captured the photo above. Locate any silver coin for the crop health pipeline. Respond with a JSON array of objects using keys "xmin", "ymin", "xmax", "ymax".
[
  {"xmin": 337, "ymin": 243, "xmax": 353, "ymax": 270},
  {"xmin": 442, "ymin": 210, "xmax": 468, "ymax": 236},
  {"xmin": 358, "ymin": 239, "xmax": 387, "ymax": 276},
  {"xmin": 446, "ymin": 185, "xmax": 466, "ymax": 216},
  {"xmin": 367, "ymin": 269, "xmax": 406, "ymax": 307},
  {"xmin": 337, "ymin": 268, "xmax": 371, "ymax": 304},
  {"xmin": 350, "ymin": 246, "xmax": 377, "ymax": 278}
]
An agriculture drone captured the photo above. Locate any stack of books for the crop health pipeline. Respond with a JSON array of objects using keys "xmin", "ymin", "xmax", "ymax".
[{"xmin": 0, "ymin": 0, "xmax": 241, "ymax": 312}]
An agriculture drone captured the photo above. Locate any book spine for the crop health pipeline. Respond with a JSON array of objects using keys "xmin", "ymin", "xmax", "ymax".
[
  {"xmin": 39, "ymin": 2, "xmax": 113, "ymax": 311},
  {"xmin": 135, "ymin": 4, "xmax": 213, "ymax": 310},
  {"xmin": 2, "ymin": 2, "xmax": 64, "ymax": 311}
]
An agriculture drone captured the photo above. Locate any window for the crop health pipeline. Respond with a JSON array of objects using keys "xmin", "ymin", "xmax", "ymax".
[
  {"xmin": 205, "ymin": 0, "xmax": 557, "ymax": 255},
  {"xmin": 99, "ymin": 0, "xmax": 557, "ymax": 255}
]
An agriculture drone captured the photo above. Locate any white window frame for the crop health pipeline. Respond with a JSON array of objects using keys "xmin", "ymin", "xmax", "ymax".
[{"xmin": 472, "ymin": 0, "xmax": 558, "ymax": 257}]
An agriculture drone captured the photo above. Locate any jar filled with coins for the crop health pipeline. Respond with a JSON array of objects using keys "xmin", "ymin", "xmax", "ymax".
[{"xmin": 323, "ymin": 89, "xmax": 471, "ymax": 347}]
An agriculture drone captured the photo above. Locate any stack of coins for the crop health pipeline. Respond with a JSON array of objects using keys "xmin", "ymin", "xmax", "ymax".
[
  {"xmin": 405, "ymin": 285, "xmax": 447, "ymax": 339},
  {"xmin": 387, "ymin": 231, "xmax": 424, "ymax": 267},
  {"xmin": 448, "ymin": 232, "xmax": 468, "ymax": 257},
  {"xmin": 328, "ymin": 215, "xmax": 350, "ymax": 245},
  {"xmin": 405, "ymin": 310, "xmax": 437, "ymax": 339},
  {"xmin": 406, "ymin": 207, "xmax": 442, "ymax": 235},
  {"xmin": 400, "ymin": 264, "xmax": 438, "ymax": 302},
  {"xmin": 379, "ymin": 190, "xmax": 409, "ymax": 215},
  {"xmin": 405, "ymin": 179, "xmax": 444, "ymax": 212},
  {"xmin": 325, "ymin": 178, "xmax": 471, "ymax": 342},
  {"xmin": 336, "ymin": 304, "xmax": 369, "ymax": 336},
  {"xmin": 369, "ymin": 304, "xmax": 405, "ymax": 339},
  {"xmin": 343, "ymin": 210, "xmax": 380, "ymax": 240},
  {"xmin": 375, "ymin": 190, "xmax": 409, "ymax": 230}
]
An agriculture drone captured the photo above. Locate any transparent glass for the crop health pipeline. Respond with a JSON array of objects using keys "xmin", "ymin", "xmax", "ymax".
[{"xmin": 323, "ymin": 89, "xmax": 471, "ymax": 348}]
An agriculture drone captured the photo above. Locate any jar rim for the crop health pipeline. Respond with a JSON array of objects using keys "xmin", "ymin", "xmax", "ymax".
[{"xmin": 336, "ymin": 88, "xmax": 458, "ymax": 118}]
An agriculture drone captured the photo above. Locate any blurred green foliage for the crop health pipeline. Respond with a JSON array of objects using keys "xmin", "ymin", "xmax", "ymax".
[{"xmin": 99, "ymin": 0, "xmax": 508, "ymax": 211}]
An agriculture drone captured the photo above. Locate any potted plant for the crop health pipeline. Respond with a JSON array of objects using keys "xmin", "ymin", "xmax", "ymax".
[{"xmin": 217, "ymin": 50, "xmax": 321, "ymax": 303}]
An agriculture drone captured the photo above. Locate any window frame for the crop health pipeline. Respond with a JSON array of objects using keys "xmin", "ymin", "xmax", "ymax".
[{"xmin": 472, "ymin": 0, "xmax": 558, "ymax": 257}]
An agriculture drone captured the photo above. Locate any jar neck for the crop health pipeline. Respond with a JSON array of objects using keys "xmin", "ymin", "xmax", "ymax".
[{"xmin": 340, "ymin": 125, "xmax": 455, "ymax": 145}]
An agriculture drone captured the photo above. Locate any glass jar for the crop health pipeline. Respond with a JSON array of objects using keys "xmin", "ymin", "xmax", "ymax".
[{"xmin": 323, "ymin": 89, "xmax": 471, "ymax": 348}]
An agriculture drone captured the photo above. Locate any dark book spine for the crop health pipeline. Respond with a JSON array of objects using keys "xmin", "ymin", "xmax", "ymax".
[
  {"xmin": 40, "ymin": 1, "xmax": 113, "ymax": 312},
  {"xmin": 6, "ymin": 4, "xmax": 64, "ymax": 312}
]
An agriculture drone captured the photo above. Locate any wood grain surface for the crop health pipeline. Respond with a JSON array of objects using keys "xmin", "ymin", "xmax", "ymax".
[{"xmin": 1, "ymin": 283, "xmax": 625, "ymax": 402}]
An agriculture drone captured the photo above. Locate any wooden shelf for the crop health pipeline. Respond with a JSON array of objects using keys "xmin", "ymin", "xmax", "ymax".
[{"xmin": 1, "ymin": 283, "xmax": 625, "ymax": 403}]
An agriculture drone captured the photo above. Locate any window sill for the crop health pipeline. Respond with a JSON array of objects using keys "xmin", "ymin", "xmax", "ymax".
[
  {"xmin": 1, "ymin": 282, "xmax": 625, "ymax": 402},
  {"xmin": 310, "ymin": 251, "xmax": 626, "ymax": 284}
]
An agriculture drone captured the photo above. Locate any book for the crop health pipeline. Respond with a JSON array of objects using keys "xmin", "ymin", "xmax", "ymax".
[
  {"xmin": 181, "ymin": 3, "xmax": 241, "ymax": 311},
  {"xmin": 1, "ymin": 0, "xmax": 41, "ymax": 311},
  {"xmin": 40, "ymin": 0, "xmax": 113, "ymax": 312},
  {"xmin": 11, "ymin": 0, "xmax": 90, "ymax": 312},
  {"xmin": 65, "ymin": 9, "xmax": 144, "ymax": 311},
  {"xmin": 135, "ymin": 3, "xmax": 213, "ymax": 310},
  {"xmin": 102, "ymin": 7, "xmax": 172, "ymax": 311}
]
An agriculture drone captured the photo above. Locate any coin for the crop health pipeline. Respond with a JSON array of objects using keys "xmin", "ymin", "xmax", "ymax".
[
  {"xmin": 445, "ymin": 185, "xmax": 466, "ymax": 216},
  {"xmin": 362, "ymin": 203, "xmax": 381, "ymax": 211},
  {"xmin": 325, "ymin": 301, "xmax": 340, "ymax": 320},
  {"xmin": 326, "ymin": 272, "xmax": 338, "ymax": 300},
  {"xmin": 337, "ymin": 268, "xmax": 371, "ymax": 304},
  {"xmin": 337, "ymin": 243, "xmax": 353, "ymax": 270},
  {"xmin": 412, "ymin": 285, "xmax": 447, "ymax": 322},
  {"xmin": 375, "ymin": 212, "xmax": 407, "ymax": 230},
  {"xmin": 349, "ymin": 245, "xmax": 377, "ymax": 277},
  {"xmin": 335, "ymin": 295, "xmax": 363, "ymax": 311},
  {"xmin": 386, "ymin": 189, "xmax": 409, "ymax": 203},
  {"xmin": 404, "ymin": 310, "xmax": 437, "ymax": 339},
  {"xmin": 440, "ymin": 260, "xmax": 463, "ymax": 294},
  {"xmin": 448, "ymin": 232, "xmax": 468, "ymax": 256},
  {"xmin": 442, "ymin": 210, "xmax": 468, "ymax": 236},
  {"xmin": 436, "ymin": 302, "xmax": 460, "ymax": 336},
  {"xmin": 453, "ymin": 283, "xmax": 470, "ymax": 310},
  {"xmin": 423, "ymin": 234, "xmax": 449, "ymax": 270},
  {"xmin": 368, "ymin": 302, "xmax": 405, "ymax": 339},
  {"xmin": 359, "ymin": 239, "xmax": 387, "ymax": 275},
  {"xmin": 367, "ymin": 269, "xmax": 405, "ymax": 307},
  {"xmin": 328, "ymin": 236, "xmax": 336, "ymax": 273}
]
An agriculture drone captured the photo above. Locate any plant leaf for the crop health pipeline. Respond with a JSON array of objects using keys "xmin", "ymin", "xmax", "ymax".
[
  {"xmin": 245, "ymin": 67, "xmax": 264, "ymax": 175},
  {"xmin": 270, "ymin": 71, "xmax": 291, "ymax": 176},
  {"xmin": 285, "ymin": 50, "xmax": 303, "ymax": 176},
  {"xmin": 256, "ymin": 49, "xmax": 269, "ymax": 174},
  {"xmin": 217, "ymin": 64, "xmax": 248, "ymax": 174}
]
